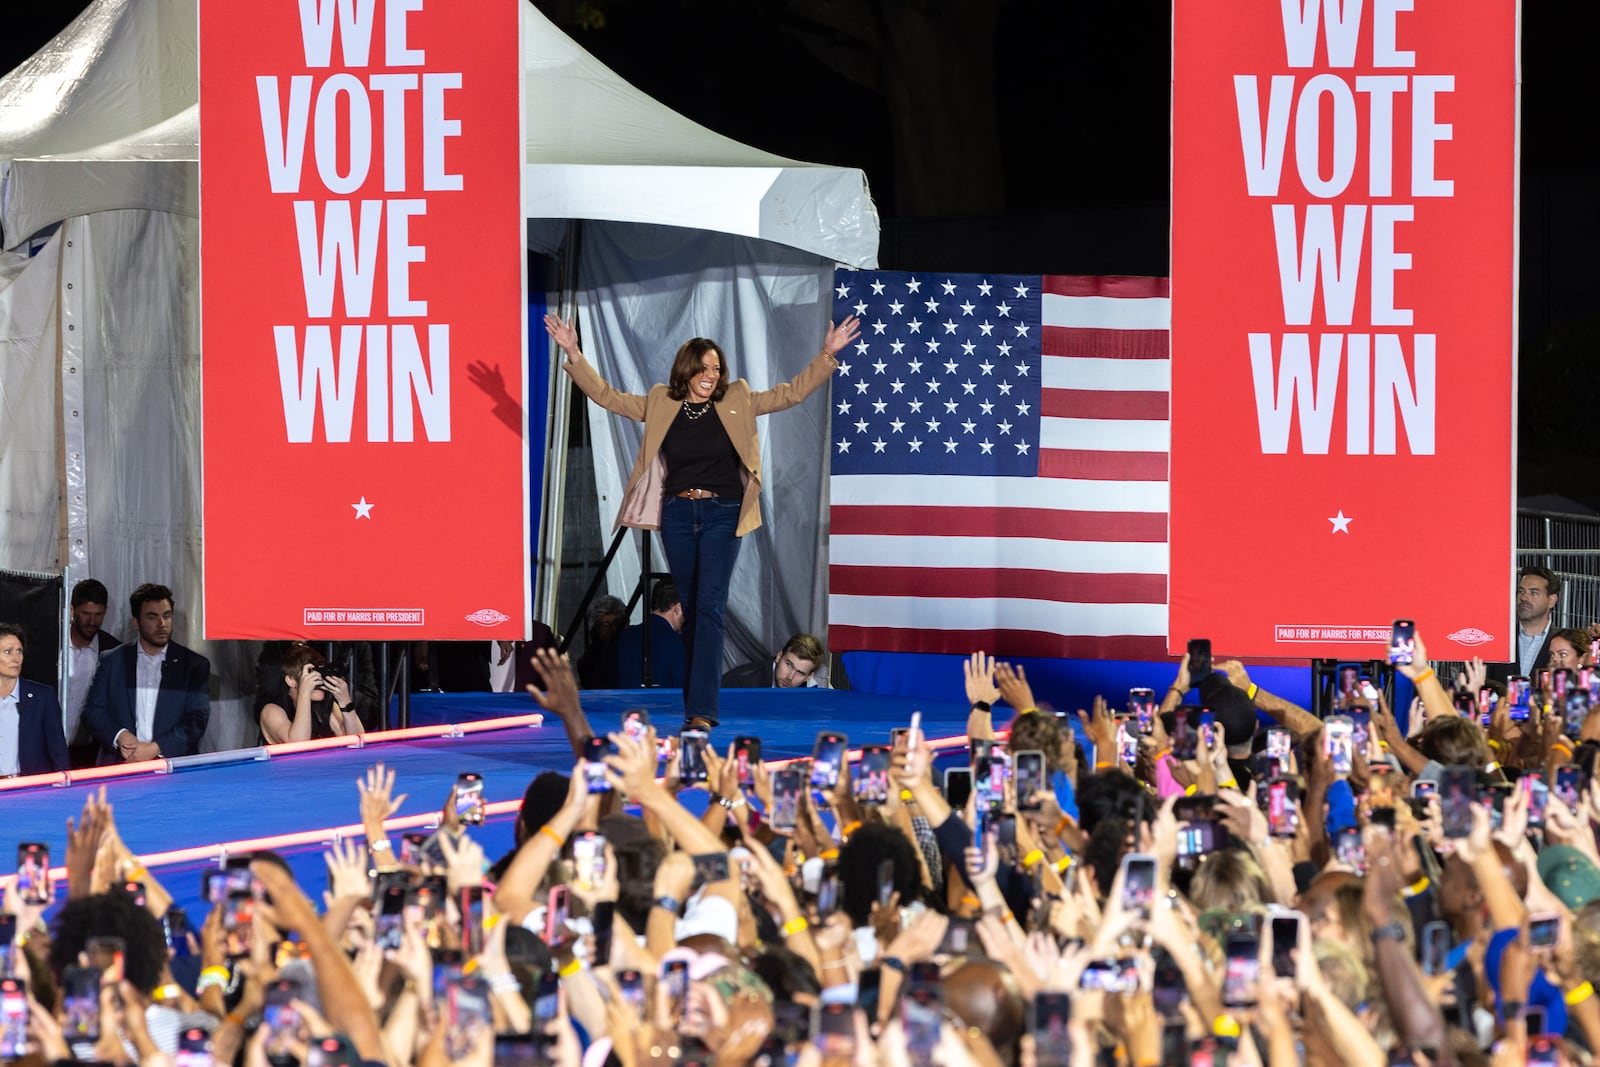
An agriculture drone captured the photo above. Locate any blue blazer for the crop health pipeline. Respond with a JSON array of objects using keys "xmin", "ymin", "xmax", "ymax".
[
  {"xmin": 82, "ymin": 642, "xmax": 211, "ymax": 761},
  {"xmin": 13, "ymin": 680, "xmax": 68, "ymax": 776}
]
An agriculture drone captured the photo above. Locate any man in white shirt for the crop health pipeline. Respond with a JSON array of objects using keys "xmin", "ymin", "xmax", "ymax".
[
  {"xmin": 0, "ymin": 622, "xmax": 68, "ymax": 776},
  {"xmin": 83, "ymin": 583, "xmax": 210, "ymax": 763},
  {"xmin": 64, "ymin": 578, "xmax": 121, "ymax": 767}
]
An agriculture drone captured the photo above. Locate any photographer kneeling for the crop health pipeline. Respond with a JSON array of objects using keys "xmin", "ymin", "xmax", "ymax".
[{"xmin": 259, "ymin": 641, "xmax": 365, "ymax": 745}]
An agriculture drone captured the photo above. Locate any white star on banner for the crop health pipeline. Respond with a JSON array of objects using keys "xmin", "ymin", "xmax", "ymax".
[
  {"xmin": 906, "ymin": 278, "xmax": 922, "ymax": 293},
  {"xmin": 872, "ymin": 399, "xmax": 888, "ymax": 414},
  {"xmin": 1329, "ymin": 510, "xmax": 1353, "ymax": 533},
  {"xmin": 352, "ymin": 497, "xmax": 375, "ymax": 519},
  {"xmin": 1014, "ymin": 283, "xmax": 1031, "ymax": 298},
  {"xmin": 870, "ymin": 280, "xmax": 886, "ymax": 295},
  {"xmin": 873, "ymin": 438, "xmax": 887, "ymax": 453},
  {"xmin": 977, "ymin": 281, "xmax": 993, "ymax": 296},
  {"xmin": 835, "ymin": 283, "xmax": 850, "ymax": 299},
  {"xmin": 942, "ymin": 280, "xmax": 957, "ymax": 295},
  {"xmin": 944, "ymin": 439, "xmax": 959, "ymax": 453},
  {"xmin": 836, "ymin": 400, "xmax": 851, "ymax": 414}
]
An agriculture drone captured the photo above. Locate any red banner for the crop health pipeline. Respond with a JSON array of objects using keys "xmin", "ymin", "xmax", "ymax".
[
  {"xmin": 200, "ymin": 0, "xmax": 528, "ymax": 639},
  {"xmin": 1170, "ymin": 0, "xmax": 1518, "ymax": 661}
]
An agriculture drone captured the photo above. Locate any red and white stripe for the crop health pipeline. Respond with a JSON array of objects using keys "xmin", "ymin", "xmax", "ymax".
[{"xmin": 828, "ymin": 275, "xmax": 1171, "ymax": 660}]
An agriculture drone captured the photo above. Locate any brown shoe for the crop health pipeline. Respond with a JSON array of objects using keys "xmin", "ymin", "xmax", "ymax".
[{"xmin": 683, "ymin": 716, "xmax": 715, "ymax": 733}]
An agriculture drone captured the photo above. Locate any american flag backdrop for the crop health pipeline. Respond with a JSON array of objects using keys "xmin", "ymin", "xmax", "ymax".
[{"xmin": 826, "ymin": 272, "xmax": 1171, "ymax": 660}]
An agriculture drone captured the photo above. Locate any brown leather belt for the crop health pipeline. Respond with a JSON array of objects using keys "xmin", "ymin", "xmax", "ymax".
[{"xmin": 675, "ymin": 489, "xmax": 718, "ymax": 499}]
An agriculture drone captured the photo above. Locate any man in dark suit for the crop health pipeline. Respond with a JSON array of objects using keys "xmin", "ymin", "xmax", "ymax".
[
  {"xmin": 1488, "ymin": 567, "xmax": 1561, "ymax": 683},
  {"xmin": 722, "ymin": 632, "xmax": 827, "ymax": 689},
  {"xmin": 0, "ymin": 623, "xmax": 69, "ymax": 776},
  {"xmin": 83, "ymin": 583, "xmax": 210, "ymax": 763},
  {"xmin": 615, "ymin": 582, "xmax": 686, "ymax": 689},
  {"xmin": 64, "ymin": 578, "xmax": 122, "ymax": 768}
]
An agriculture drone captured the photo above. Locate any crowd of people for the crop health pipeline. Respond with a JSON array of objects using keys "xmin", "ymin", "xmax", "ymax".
[{"xmin": 6, "ymin": 607, "xmax": 1600, "ymax": 1067}]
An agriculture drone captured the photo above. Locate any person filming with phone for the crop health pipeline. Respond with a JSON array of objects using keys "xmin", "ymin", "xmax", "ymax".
[
  {"xmin": 545, "ymin": 311, "xmax": 860, "ymax": 732},
  {"xmin": 258, "ymin": 642, "xmax": 365, "ymax": 745}
]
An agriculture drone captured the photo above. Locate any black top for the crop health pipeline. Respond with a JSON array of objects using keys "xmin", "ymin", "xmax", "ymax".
[{"xmin": 661, "ymin": 403, "xmax": 742, "ymax": 499}]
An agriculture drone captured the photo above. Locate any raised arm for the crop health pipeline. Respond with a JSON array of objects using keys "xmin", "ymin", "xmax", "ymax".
[
  {"xmin": 1220, "ymin": 659, "xmax": 1322, "ymax": 743},
  {"xmin": 748, "ymin": 316, "xmax": 860, "ymax": 415},
  {"xmin": 545, "ymin": 313, "xmax": 649, "ymax": 421}
]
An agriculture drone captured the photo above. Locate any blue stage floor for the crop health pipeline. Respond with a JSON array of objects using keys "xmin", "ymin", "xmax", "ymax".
[{"xmin": 4, "ymin": 688, "xmax": 971, "ymax": 920}]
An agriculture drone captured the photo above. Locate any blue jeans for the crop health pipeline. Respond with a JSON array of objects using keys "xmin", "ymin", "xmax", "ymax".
[{"xmin": 659, "ymin": 495, "xmax": 742, "ymax": 724}]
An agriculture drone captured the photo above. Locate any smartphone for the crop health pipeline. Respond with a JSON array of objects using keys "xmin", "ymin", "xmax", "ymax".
[
  {"xmin": 441, "ymin": 886, "xmax": 478, "ymax": 958},
  {"xmin": 571, "ymin": 830, "xmax": 607, "ymax": 893},
  {"xmin": 1334, "ymin": 826, "xmax": 1365, "ymax": 872},
  {"xmin": 902, "ymin": 980, "xmax": 942, "ymax": 1067},
  {"xmin": 810, "ymin": 732, "xmax": 848, "ymax": 790},
  {"xmin": 907, "ymin": 710, "xmax": 922, "ymax": 751},
  {"xmin": 1389, "ymin": 619, "xmax": 1416, "ymax": 665},
  {"xmin": 15, "ymin": 843, "xmax": 49, "ymax": 906},
  {"xmin": 1440, "ymin": 766, "xmax": 1478, "ymax": 838},
  {"xmin": 62, "ymin": 966, "xmax": 100, "ymax": 1043},
  {"xmin": 1080, "ymin": 958, "xmax": 1139, "ymax": 993},
  {"xmin": 855, "ymin": 744, "xmax": 892, "ymax": 806},
  {"xmin": 975, "ymin": 749, "xmax": 1009, "ymax": 812},
  {"xmin": 816, "ymin": 1002, "xmax": 855, "ymax": 1060},
  {"xmin": 1013, "ymin": 749, "xmax": 1046, "ymax": 811},
  {"xmin": 692, "ymin": 852, "xmax": 731, "ymax": 887},
  {"xmin": 877, "ymin": 859, "xmax": 897, "ymax": 907},
  {"xmin": 397, "ymin": 832, "xmax": 429, "ymax": 866},
  {"xmin": 1152, "ymin": 947, "xmax": 1185, "ymax": 1017},
  {"xmin": 1129, "ymin": 687, "xmax": 1157, "ymax": 735},
  {"xmin": 1119, "ymin": 853, "xmax": 1157, "ymax": 915},
  {"xmin": 455, "ymin": 773, "xmax": 485, "ymax": 825},
  {"xmin": 944, "ymin": 767, "xmax": 973, "ymax": 809},
  {"xmin": 1270, "ymin": 914, "xmax": 1301, "ymax": 978},
  {"xmin": 1530, "ymin": 913, "xmax": 1561, "ymax": 948},
  {"xmin": 263, "ymin": 977, "xmax": 305, "ymax": 1061},
  {"xmin": 117, "ymin": 879, "xmax": 148, "ymax": 910},
  {"xmin": 1265, "ymin": 727, "xmax": 1292, "ymax": 774},
  {"xmin": 1116, "ymin": 720, "xmax": 1138, "ymax": 767},
  {"xmin": 816, "ymin": 871, "xmax": 841, "ymax": 918},
  {"xmin": 1324, "ymin": 716, "xmax": 1354, "ymax": 777},
  {"xmin": 1556, "ymin": 669, "xmax": 1573, "ymax": 702},
  {"xmin": 0, "ymin": 916, "xmax": 13, "ymax": 978},
  {"xmin": 1526, "ymin": 773, "xmax": 1549, "ymax": 828},
  {"xmin": 663, "ymin": 959, "xmax": 690, "ymax": 1023},
  {"xmin": 592, "ymin": 900, "xmax": 615, "ymax": 968},
  {"xmin": 580, "ymin": 736, "xmax": 616, "ymax": 793},
  {"xmin": 1525, "ymin": 1005, "xmax": 1550, "ymax": 1039},
  {"xmin": 1221, "ymin": 933, "xmax": 1260, "ymax": 1007},
  {"xmin": 306, "ymin": 1035, "xmax": 361, "ymax": 1067},
  {"xmin": 1529, "ymin": 1036, "xmax": 1561, "ymax": 1065},
  {"xmin": 176, "ymin": 1027, "xmax": 215, "ymax": 1067},
  {"xmin": 1030, "ymin": 992, "xmax": 1072, "ymax": 1067},
  {"xmin": 1420, "ymin": 920, "xmax": 1450, "ymax": 976},
  {"xmin": 1171, "ymin": 707, "xmax": 1197, "ymax": 761},
  {"xmin": 617, "ymin": 969, "xmax": 646, "ymax": 1017},
  {"xmin": 1510, "ymin": 676, "xmax": 1532, "ymax": 721},
  {"xmin": 1178, "ymin": 819, "xmax": 1225, "ymax": 858},
  {"xmin": 1545, "ymin": 770, "xmax": 1582, "ymax": 827},
  {"xmin": 375, "ymin": 884, "xmax": 406, "ymax": 951},
  {"xmin": 622, "ymin": 708, "xmax": 650, "ymax": 746},
  {"xmin": 441, "ymin": 971, "xmax": 492, "ymax": 1058},
  {"xmin": 1348, "ymin": 708, "xmax": 1372, "ymax": 752},
  {"xmin": 203, "ymin": 865, "xmax": 252, "ymax": 906},
  {"xmin": 679, "ymin": 730, "xmax": 710, "ymax": 784},
  {"xmin": 163, "ymin": 907, "xmax": 193, "ymax": 958},
  {"xmin": 222, "ymin": 891, "xmax": 255, "ymax": 957},
  {"xmin": 734, "ymin": 736, "xmax": 762, "ymax": 788},
  {"xmin": 545, "ymin": 884, "xmax": 570, "ymax": 946},
  {"xmin": 0, "ymin": 978, "xmax": 26, "ymax": 1059},
  {"xmin": 531, "ymin": 971, "xmax": 561, "ymax": 1025},
  {"xmin": 1187, "ymin": 638, "xmax": 1213, "ymax": 678},
  {"xmin": 771, "ymin": 768, "xmax": 804, "ymax": 832}
]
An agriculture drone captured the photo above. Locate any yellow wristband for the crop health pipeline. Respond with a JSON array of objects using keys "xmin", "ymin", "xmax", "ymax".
[
  {"xmin": 1567, "ymin": 981, "xmax": 1595, "ymax": 1006},
  {"xmin": 1413, "ymin": 668, "xmax": 1435, "ymax": 685},
  {"xmin": 200, "ymin": 966, "xmax": 230, "ymax": 982},
  {"xmin": 1246, "ymin": 684, "xmax": 1258, "ymax": 701},
  {"xmin": 1022, "ymin": 849, "xmax": 1045, "ymax": 869},
  {"xmin": 1055, "ymin": 855, "xmax": 1073, "ymax": 872},
  {"xmin": 1096, "ymin": 761, "xmax": 1115, "ymax": 770},
  {"xmin": 1213, "ymin": 1014, "xmax": 1241, "ymax": 1038},
  {"xmin": 841, "ymin": 821, "xmax": 862, "ymax": 838},
  {"xmin": 1053, "ymin": 815, "xmax": 1072, "ymax": 836},
  {"xmin": 1401, "ymin": 875, "xmax": 1430, "ymax": 898},
  {"xmin": 819, "ymin": 848, "xmax": 839, "ymax": 861},
  {"xmin": 1219, "ymin": 779, "xmax": 1239, "ymax": 790},
  {"xmin": 539, "ymin": 825, "xmax": 565, "ymax": 848},
  {"xmin": 127, "ymin": 866, "xmax": 148, "ymax": 883},
  {"xmin": 782, "ymin": 916, "xmax": 810, "ymax": 937},
  {"xmin": 557, "ymin": 958, "xmax": 583, "ymax": 978},
  {"xmin": 1184, "ymin": 784, "xmax": 1198, "ymax": 796},
  {"xmin": 1019, "ymin": 707, "xmax": 1040, "ymax": 716}
]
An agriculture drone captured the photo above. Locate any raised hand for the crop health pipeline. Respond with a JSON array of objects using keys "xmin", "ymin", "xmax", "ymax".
[
  {"xmin": 543, "ymin": 314, "xmax": 582, "ymax": 360},
  {"xmin": 822, "ymin": 315, "xmax": 862, "ymax": 357},
  {"xmin": 526, "ymin": 648, "xmax": 582, "ymax": 721},
  {"xmin": 358, "ymin": 763, "xmax": 407, "ymax": 835},
  {"xmin": 964, "ymin": 652, "xmax": 1001, "ymax": 706},
  {"xmin": 995, "ymin": 662, "xmax": 1037, "ymax": 711}
]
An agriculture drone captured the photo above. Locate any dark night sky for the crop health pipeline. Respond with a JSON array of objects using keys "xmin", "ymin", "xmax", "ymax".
[{"xmin": 7, "ymin": 1, "xmax": 1596, "ymax": 500}]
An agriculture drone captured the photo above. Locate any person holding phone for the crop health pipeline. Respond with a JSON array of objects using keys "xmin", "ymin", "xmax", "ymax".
[
  {"xmin": 0, "ymin": 622, "xmax": 68, "ymax": 776},
  {"xmin": 546, "ymin": 312, "xmax": 860, "ymax": 732}
]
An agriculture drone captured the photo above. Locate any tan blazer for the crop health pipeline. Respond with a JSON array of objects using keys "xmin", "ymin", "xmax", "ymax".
[{"xmin": 564, "ymin": 348, "xmax": 838, "ymax": 538}]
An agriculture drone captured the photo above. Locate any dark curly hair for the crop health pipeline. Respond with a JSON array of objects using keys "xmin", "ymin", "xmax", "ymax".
[{"xmin": 49, "ymin": 892, "xmax": 167, "ymax": 995}]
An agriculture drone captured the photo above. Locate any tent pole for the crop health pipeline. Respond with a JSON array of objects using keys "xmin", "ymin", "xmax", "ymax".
[{"xmin": 535, "ymin": 220, "xmax": 583, "ymax": 637}]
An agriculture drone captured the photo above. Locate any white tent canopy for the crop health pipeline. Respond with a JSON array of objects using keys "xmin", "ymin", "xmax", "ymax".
[
  {"xmin": 0, "ymin": 0, "xmax": 878, "ymax": 264},
  {"xmin": 0, "ymin": 0, "xmax": 875, "ymax": 749}
]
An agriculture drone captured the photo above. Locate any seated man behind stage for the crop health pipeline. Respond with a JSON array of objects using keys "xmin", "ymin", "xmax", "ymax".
[
  {"xmin": 259, "ymin": 643, "xmax": 366, "ymax": 745},
  {"xmin": 722, "ymin": 632, "xmax": 826, "ymax": 689},
  {"xmin": 83, "ymin": 583, "xmax": 210, "ymax": 763},
  {"xmin": 615, "ymin": 582, "xmax": 686, "ymax": 689}
]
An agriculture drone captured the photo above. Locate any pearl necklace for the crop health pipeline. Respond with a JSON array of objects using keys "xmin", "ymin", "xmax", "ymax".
[{"xmin": 682, "ymin": 400, "xmax": 712, "ymax": 421}]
